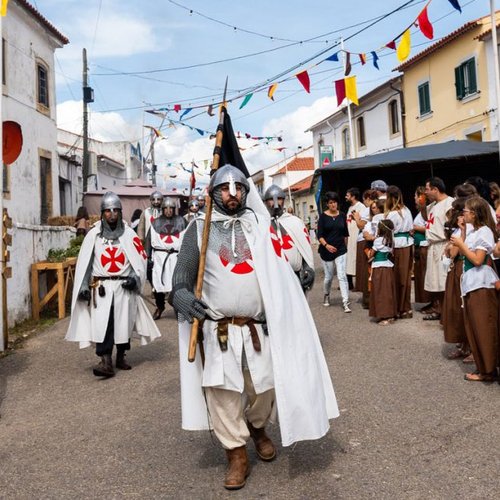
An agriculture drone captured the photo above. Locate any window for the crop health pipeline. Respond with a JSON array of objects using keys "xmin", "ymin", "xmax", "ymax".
[
  {"xmin": 37, "ymin": 62, "xmax": 49, "ymax": 108},
  {"xmin": 341, "ymin": 127, "xmax": 350, "ymax": 159},
  {"xmin": 40, "ymin": 155, "xmax": 52, "ymax": 224},
  {"xmin": 455, "ymin": 57, "xmax": 477, "ymax": 100},
  {"xmin": 389, "ymin": 100, "xmax": 400, "ymax": 135},
  {"xmin": 357, "ymin": 117, "xmax": 366, "ymax": 148},
  {"xmin": 418, "ymin": 81, "xmax": 431, "ymax": 116},
  {"xmin": 3, "ymin": 163, "xmax": 9, "ymax": 194}
]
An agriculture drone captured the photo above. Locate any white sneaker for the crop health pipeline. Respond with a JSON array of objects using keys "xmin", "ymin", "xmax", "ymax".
[
  {"xmin": 323, "ymin": 294, "xmax": 330, "ymax": 307},
  {"xmin": 343, "ymin": 301, "xmax": 352, "ymax": 313}
]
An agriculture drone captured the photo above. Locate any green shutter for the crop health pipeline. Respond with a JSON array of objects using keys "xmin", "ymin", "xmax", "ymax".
[
  {"xmin": 455, "ymin": 65, "xmax": 465, "ymax": 100},
  {"xmin": 418, "ymin": 85, "xmax": 425, "ymax": 114},
  {"xmin": 466, "ymin": 58, "xmax": 477, "ymax": 94},
  {"xmin": 418, "ymin": 83, "xmax": 431, "ymax": 115}
]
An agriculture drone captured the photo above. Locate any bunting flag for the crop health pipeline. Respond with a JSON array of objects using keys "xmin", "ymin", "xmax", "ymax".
[
  {"xmin": 296, "ymin": 70, "xmax": 311, "ymax": 93},
  {"xmin": 180, "ymin": 107, "xmax": 192, "ymax": 120},
  {"xmin": 417, "ymin": 5, "xmax": 434, "ymax": 40},
  {"xmin": 195, "ymin": 128, "xmax": 204, "ymax": 136},
  {"xmin": 334, "ymin": 76, "xmax": 358, "ymax": 106},
  {"xmin": 239, "ymin": 93, "xmax": 253, "ymax": 109},
  {"xmin": 344, "ymin": 51, "xmax": 352, "ymax": 76},
  {"xmin": 386, "ymin": 40, "xmax": 397, "ymax": 50},
  {"xmin": 448, "ymin": 0, "xmax": 461, "ymax": 12},
  {"xmin": 207, "ymin": 104, "xmax": 214, "ymax": 116},
  {"xmin": 371, "ymin": 51, "xmax": 380, "ymax": 70},
  {"xmin": 359, "ymin": 53, "xmax": 367, "ymax": 65},
  {"xmin": 325, "ymin": 51, "xmax": 339, "ymax": 62},
  {"xmin": 174, "ymin": 104, "xmax": 181, "ymax": 113},
  {"xmin": 1, "ymin": 0, "xmax": 8, "ymax": 16},
  {"xmin": 268, "ymin": 83, "xmax": 278, "ymax": 101},
  {"xmin": 190, "ymin": 169, "xmax": 196, "ymax": 192},
  {"xmin": 144, "ymin": 125, "xmax": 163, "ymax": 138},
  {"xmin": 396, "ymin": 29, "xmax": 411, "ymax": 62}
]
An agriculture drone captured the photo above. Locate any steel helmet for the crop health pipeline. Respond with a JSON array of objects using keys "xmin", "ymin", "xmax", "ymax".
[
  {"xmin": 100, "ymin": 192, "xmax": 122, "ymax": 212},
  {"xmin": 208, "ymin": 164, "xmax": 249, "ymax": 197}
]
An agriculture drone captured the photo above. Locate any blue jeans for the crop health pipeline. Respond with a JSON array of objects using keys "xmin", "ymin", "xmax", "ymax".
[{"xmin": 322, "ymin": 253, "xmax": 349, "ymax": 304}]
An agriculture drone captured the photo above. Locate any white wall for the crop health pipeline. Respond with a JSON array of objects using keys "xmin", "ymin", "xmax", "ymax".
[{"xmin": 483, "ymin": 32, "xmax": 500, "ymax": 141}]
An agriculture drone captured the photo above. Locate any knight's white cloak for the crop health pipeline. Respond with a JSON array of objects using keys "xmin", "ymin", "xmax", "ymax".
[
  {"xmin": 178, "ymin": 186, "xmax": 339, "ymax": 447},
  {"xmin": 277, "ymin": 212, "xmax": 314, "ymax": 269},
  {"xmin": 66, "ymin": 222, "xmax": 161, "ymax": 348}
]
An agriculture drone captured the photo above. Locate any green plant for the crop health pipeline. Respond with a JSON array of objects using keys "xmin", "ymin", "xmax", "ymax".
[{"xmin": 47, "ymin": 236, "xmax": 84, "ymax": 262}]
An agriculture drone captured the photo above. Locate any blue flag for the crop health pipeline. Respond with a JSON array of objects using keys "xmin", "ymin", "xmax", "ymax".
[
  {"xmin": 371, "ymin": 51, "xmax": 380, "ymax": 70},
  {"xmin": 448, "ymin": 0, "xmax": 461, "ymax": 12},
  {"xmin": 325, "ymin": 51, "xmax": 339, "ymax": 62}
]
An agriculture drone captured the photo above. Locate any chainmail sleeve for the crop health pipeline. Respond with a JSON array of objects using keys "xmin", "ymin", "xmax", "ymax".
[{"xmin": 79, "ymin": 251, "xmax": 94, "ymax": 294}]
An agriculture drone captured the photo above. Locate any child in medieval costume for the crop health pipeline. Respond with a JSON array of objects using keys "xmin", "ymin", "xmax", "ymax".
[
  {"xmin": 263, "ymin": 184, "xmax": 315, "ymax": 292},
  {"xmin": 369, "ymin": 219, "xmax": 397, "ymax": 325},
  {"xmin": 146, "ymin": 197, "xmax": 186, "ymax": 320},
  {"xmin": 170, "ymin": 165, "xmax": 338, "ymax": 491},
  {"xmin": 65, "ymin": 192, "xmax": 161, "ymax": 378}
]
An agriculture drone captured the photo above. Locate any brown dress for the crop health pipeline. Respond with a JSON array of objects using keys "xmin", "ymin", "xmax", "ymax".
[
  {"xmin": 413, "ymin": 245, "xmax": 431, "ymax": 303},
  {"xmin": 369, "ymin": 267, "xmax": 397, "ymax": 320},
  {"xmin": 393, "ymin": 246, "xmax": 413, "ymax": 315},
  {"xmin": 442, "ymin": 259, "xmax": 467, "ymax": 344},
  {"xmin": 355, "ymin": 240, "xmax": 369, "ymax": 307}
]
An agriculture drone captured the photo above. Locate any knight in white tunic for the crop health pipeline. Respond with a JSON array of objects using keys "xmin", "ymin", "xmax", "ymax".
[
  {"xmin": 169, "ymin": 165, "xmax": 338, "ymax": 491},
  {"xmin": 137, "ymin": 190, "xmax": 163, "ymax": 241},
  {"xmin": 183, "ymin": 199, "xmax": 201, "ymax": 223},
  {"xmin": 146, "ymin": 197, "xmax": 186, "ymax": 320},
  {"xmin": 263, "ymin": 184, "xmax": 315, "ymax": 292},
  {"xmin": 65, "ymin": 192, "xmax": 160, "ymax": 378}
]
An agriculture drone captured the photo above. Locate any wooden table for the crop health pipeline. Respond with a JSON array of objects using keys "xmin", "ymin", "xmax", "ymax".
[{"xmin": 31, "ymin": 258, "xmax": 77, "ymax": 320}]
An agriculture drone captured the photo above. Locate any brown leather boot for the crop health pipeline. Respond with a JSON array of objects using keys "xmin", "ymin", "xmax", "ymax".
[
  {"xmin": 248, "ymin": 422, "xmax": 276, "ymax": 461},
  {"xmin": 116, "ymin": 350, "xmax": 132, "ymax": 370},
  {"xmin": 92, "ymin": 354, "xmax": 115, "ymax": 377},
  {"xmin": 224, "ymin": 446, "xmax": 250, "ymax": 490}
]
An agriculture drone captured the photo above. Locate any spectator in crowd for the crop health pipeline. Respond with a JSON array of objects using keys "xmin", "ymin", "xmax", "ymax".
[
  {"xmin": 74, "ymin": 206, "xmax": 90, "ymax": 237},
  {"xmin": 370, "ymin": 180, "xmax": 388, "ymax": 200},
  {"xmin": 130, "ymin": 208, "xmax": 142, "ymax": 233},
  {"xmin": 345, "ymin": 187, "xmax": 365, "ymax": 291}
]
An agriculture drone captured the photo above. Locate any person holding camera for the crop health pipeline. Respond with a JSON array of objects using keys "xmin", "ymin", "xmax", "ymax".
[{"xmin": 66, "ymin": 192, "xmax": 160, "ymax": 378}]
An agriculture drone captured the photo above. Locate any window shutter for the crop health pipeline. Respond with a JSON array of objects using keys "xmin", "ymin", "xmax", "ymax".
[
  {"xmin": 467, "ymin": 58, "xmax": 477, "ymax": 94},
  {"xmin": 418, "ymin": 85, "xmax": 424, "ymax": 113},
  {"xmin": 455, "ymin": 66, "xmax": 464, "ymax": 100}
]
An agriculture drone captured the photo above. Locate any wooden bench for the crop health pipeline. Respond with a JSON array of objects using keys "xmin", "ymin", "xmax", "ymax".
[{"xmin": 31, "ymin": 258, "xmax": 77, "ymax": 320}]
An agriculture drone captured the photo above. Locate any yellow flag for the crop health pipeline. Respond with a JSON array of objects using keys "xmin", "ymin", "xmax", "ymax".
[
  {"xmin": 268, "ymin": 83, "xmax": 278, "ymax": 101},
  {"xmin": 1, "ymin": 0, "xmax": 8, "ymax": 16},
  {"xmin": 345, "ymin": 76, "xmax": 358, "ymax": 106},
  {"xmin": 397, "ymin": 29, "xmax": 411, "ymax": 62}
]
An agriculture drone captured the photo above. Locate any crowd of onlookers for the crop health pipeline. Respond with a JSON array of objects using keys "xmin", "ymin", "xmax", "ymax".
[{"xmin": 316, "ymin": 176, "xmax": 500, "ymax": 383}]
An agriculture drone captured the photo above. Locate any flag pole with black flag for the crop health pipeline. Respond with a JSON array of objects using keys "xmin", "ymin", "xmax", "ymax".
[{"xmin": 188, "ymin": 78, "xmax": 253, "ymax": 362}]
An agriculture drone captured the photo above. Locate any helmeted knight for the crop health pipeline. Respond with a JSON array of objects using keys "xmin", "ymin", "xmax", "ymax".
[
  {"xmin": 137, "ymin": 190, "xmax": 164, "ymax": 241},
  {"xmin": 146, "ymin": 196, "xmax": 186, "ymax": 320},
  {"xmin": 263, "ymin": 184, "xmax": 315, "ymax": 292},
  {"xmin": 66, "ymin": 192, "xmax": 160, "ymax": 378},
  {"xmin": 169, "ymin": 164, "xmax": 338, "ymax": 491},
  {"xmin": 184, "ymin": 199, "xmax": 201, "ymax": 223}
]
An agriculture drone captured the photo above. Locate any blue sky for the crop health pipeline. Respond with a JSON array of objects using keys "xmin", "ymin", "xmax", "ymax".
[{"xmin": 35, "ymin": 0, "xmax": 488, "ymax": 186}]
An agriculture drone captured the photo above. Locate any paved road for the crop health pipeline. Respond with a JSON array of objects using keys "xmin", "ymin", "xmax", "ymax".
[{"xmin": 1, "ymin": 265, "xmax": 499, "ymax": 499}]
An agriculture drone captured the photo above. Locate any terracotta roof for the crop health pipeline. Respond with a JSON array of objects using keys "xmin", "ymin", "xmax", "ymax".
[
  {"xmin": 475, "ymin": 22, "xmax": 500, "ymax": 41},
  {"xmin": 290, "ymin": 174, "xmax": 313, "ymax": 193},
  {"xmin": 271, "ymin": 157, "xmax": 314, "ymax": 176},
  {"xmin": 393, "ymin": 17, "xmax": 484, "ymax": 72},
  {"xmin": 15, "ymin": 0, "xmax": 69, "ymax": 45}
]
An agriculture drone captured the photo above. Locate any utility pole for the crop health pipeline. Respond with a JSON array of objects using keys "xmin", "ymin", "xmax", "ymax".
[
  {"xmin": 150, "ymin": 128, "xmax": 157, "ymax": 187},
  {"xmin": 490, "ymin": 1, "xmax": 500, "ymax": 163},
  {"xmin": 82, "ymin": 48, "xmax": 89, "ymax": 193},
  {"xmin": 341, "ymin": 37, "xmax": 356, "ymax": 159}
]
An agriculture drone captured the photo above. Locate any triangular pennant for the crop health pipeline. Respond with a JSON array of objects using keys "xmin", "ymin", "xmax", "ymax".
[
  {"xmin": 325, "ymin": 51, "xmax": 340, "ymax": 62},
  {"xmin": 180, "ymin": 107, "xmax": 192, "ymax": 120},
  {"xmin": 371, "ymin": 51, "xmax": 380, "ymax": 70},
  {"xmin": 345, "ymin": 76, "xmax": 359, "ymax": 106},
  {"xmin": 295, "ymin": 70, "xmax": 310, "ymax": 93},
  {"xmin": 239, "ymin": 93, "xmax": 253, "ymax": 109},
  {"xmin": 386, "ymin": 40, "xmax": 397, "ymax": 50},
  {"xmin": 344, "ymin": 52, "xmax": 352, "ymax": 76},
  {"xmin": 417, "ymin": 5, "xmax": 434, "ymax": 40},
  {"xmin": 195, "ymin": 129, "xmax": 204, "ymax": 136},
  {"xmin": 207, "ymin": 104, "xmax": 214, "ymax": 116},
  {"xmin": 268, "ymin": 83, "xmax": 278, "ymax": 101},
  {"xmin": 359, "ymin": 53, "xmax": 367, "ymax": 65},
  {"xmin": 1, "ymin": 0, "xmax": 8, "ymax": 16},
  {"xmin": 173, "ymin": 104, "xmax": 181, "ymax": 113},
  {"xmin": 448, "ymin": 0, "xmax": 461, "ymax": 12},
  {"xmin": 334, "ymin": 79, "xmax": 346, "ymax": 107},
  {"xmin": 396, "ymin": 29, "xmax": 411, "ymax": 62}
]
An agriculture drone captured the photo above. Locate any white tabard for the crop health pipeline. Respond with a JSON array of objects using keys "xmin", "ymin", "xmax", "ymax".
[
  {"xmin": 90, "ymin": 237, "xmax": 134, "ymax": 344},
  {"xmin": 346, "ymin": 201, "xmax": 365, "ymax": 275},
  {"xmin": 196, "ymin": 218, "xmax": 273, "ymax": 394},
  {"xmin": 150, "ymin": 224, "xmax": 184, "ymax": 293},
  {"xmin": 424, "ymin": 196, "xmax": 454, "ymax": 292}
]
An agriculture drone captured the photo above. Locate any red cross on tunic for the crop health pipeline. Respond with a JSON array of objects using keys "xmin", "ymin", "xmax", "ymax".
[
  {"xmin": 101, "ymin": 246, "xmax": 126, "ymax": 273},
  {"xmin": 425, "ymin": 213, "xmax": 435, "ymax": 230},
  {"xmin": 133, "ymin": 236, "xmax": 147, "ymax": 259},
  {"xmin": 161, "ymin": 232, "xmax": 179, "ymax": 244},
  {"xmin": 270, "ymin": 225, "xmax": 283, "ymax": 258},
  {"xmin": 304, "ymin": 226, "xmax": 311, "ymax": 244}
]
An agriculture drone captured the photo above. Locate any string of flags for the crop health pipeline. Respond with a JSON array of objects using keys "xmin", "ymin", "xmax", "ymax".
[
  {"xmin": 142, "ymin": 0, "xmax": 462, "ymax": 115},
  {"xmin": 1, "ymin": 0, "xmax": 8, "ymax": 17}
]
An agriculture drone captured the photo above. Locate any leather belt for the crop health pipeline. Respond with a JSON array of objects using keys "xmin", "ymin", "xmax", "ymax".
[{"xmin": 216, "ymin": 317, "xmax": 265, "ymax": 352}]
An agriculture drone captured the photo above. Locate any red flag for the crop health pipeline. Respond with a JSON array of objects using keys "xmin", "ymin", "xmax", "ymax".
[
  {"xmin": 296, "ymin": 70, "xmax": 311, "ymax": 93},
  {"xmin": 386, "ymin": 40, "xmax": 397, "ymax": 50},
  {"xmin": 359, "ymin": 53, "xmax": 367, "ymax": 65},
  {"xmin": 334, "ymin": 79, "xmax": 346, "ymax": 107},
  {"xmin": 174, "ymin": 104, "xmax": 181, "ymax": 113},
  {"xmin": 417, "ymin": 5, "xmax": 434, "ymax": 40},
  {"xmin": 190, "ymin": 169, "xmax": 196, "ymax": 191}
]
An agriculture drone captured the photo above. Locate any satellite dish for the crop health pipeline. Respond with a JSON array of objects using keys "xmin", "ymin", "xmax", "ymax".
[{"xmin": 3, "ymin": 121, "xmax": 23, "ymax": 165}]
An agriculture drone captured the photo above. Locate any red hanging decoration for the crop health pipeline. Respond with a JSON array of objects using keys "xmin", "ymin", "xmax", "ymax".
[
  {"xmin": 174, "ymin": 104, "xmax": 181, "ymax": 113},
  {"xmin": 386, "ymin": 40, "xmax": 397, "ymax": 50},
  {"xmin": 295, "ymin": 70, "xmax": 311, "ymax": 93},
  {"xmin": 417, "ymin": 5, "xmax": 434, "ymax": 40}
]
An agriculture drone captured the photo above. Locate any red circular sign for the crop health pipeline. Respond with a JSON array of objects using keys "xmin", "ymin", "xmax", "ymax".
[{"xmin": 3, "ymin": 121, "xmax": 23, "ymax": 165}]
